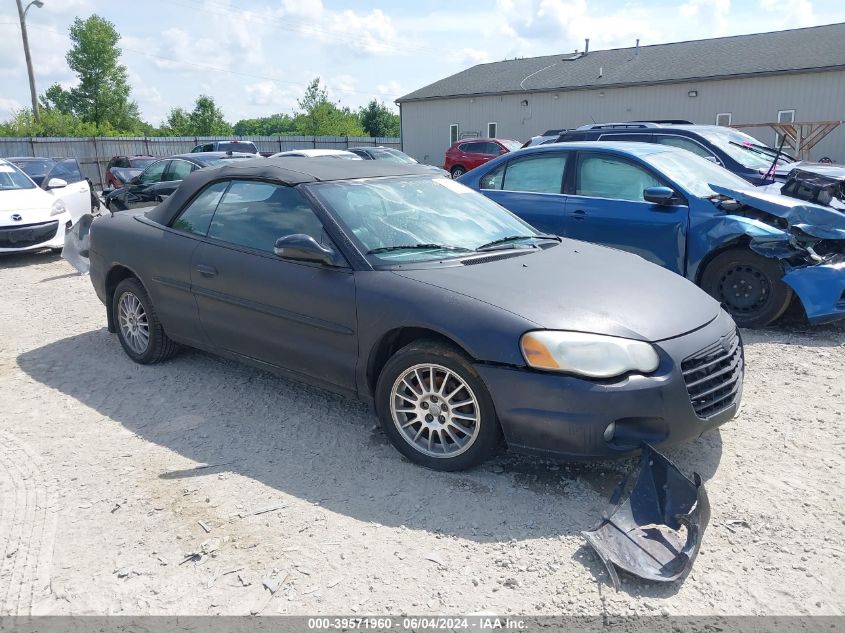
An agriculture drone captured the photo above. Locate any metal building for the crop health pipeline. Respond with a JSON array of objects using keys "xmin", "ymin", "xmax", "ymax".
[{"xmin": 396, "ymin": 23, "xmax": 845, "ymax": 167}]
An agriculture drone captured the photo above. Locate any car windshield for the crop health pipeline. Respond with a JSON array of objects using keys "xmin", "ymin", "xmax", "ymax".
[
  {"xmin": 698, "ymin": 129, "xmax": 794, "ymax": 169},
  {"xmin": 373, "ymin": 149, "xmax": 417, "ymax": 164},
  {"xmin": 130, "ymin": 158, "xmax": 155, "ymax": 169},
  {"xmin": 219, "ymin": 142, "xmax": 257, "ymax": 153},
  {"xmin": 13, "ymin": 159, "xmax": 55, "ymax": 178},
  {"xmin": 199, "ymin": 155, "xmax": 254, "ymax": 166},
  {"xmin": 309, "ymin": 176, "xmax": 542, "ymax": 263},
  {"xmin": 501, "ymin": 140, "xmax": 522, "ymax": 152},
  {"xmin": 0, "ymin": 163, "xmax": 36, "ymax": 190},
  {"xmin": 642, "ymin": 149, "xmax": 756, "ymax": 198}
]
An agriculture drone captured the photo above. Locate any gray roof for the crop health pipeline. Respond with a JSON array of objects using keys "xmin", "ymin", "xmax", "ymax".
[{"xmin": 397, "ymin": 23, "xmax": 845, "ymax": 103}]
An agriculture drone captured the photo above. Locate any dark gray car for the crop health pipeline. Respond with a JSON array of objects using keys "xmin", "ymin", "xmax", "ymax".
[{"xmin": 87, "ymin": 158, "xmax": 742, "ymax": 471}]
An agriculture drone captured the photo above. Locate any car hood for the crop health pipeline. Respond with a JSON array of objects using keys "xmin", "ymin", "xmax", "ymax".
[
  {"xmin": 712, "ymin": 184, "xmax": 845, "ymax": 240},
  {"xmin": 392, "ymin": 240, "xmax": 722, "ymax": 342},
  {"xmin": 0, "ymin": 187, "xmax": 54, "ymax": 215}
]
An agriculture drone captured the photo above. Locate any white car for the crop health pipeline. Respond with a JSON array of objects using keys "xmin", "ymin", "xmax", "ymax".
[
  {"xmin": 0, "ymin": 158, "xmax": 91, "ymax": 253},
  {"xmin": 269, "ymin": 149, "xmax": 363, "ymax": 159}
]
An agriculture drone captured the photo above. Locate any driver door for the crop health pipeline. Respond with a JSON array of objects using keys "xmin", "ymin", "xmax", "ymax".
[
  {"xmin": 44, "ymin": 159, "xmax": 91, "ymax": 222},
  {"xmin": 563, "ymin": 152, "xmax": 690, "ymax": 274}
]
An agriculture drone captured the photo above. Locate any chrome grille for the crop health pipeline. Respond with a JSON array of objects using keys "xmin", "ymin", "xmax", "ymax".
[{"xmin": 682, "ymin": 330, "xmax": 743, "ymax": 418}]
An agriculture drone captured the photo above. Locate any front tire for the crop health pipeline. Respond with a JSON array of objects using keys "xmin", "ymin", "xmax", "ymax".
[
  {"xmin": 700, "ymin": 248, "xmax": 793, "ymax": 328},
  {"xmin": 375, "ymin": 341, "xmax": 501, "ymax": 471},
  {"xmin": 112, "ymin": 278, "xmax": 178, "ymax": 364},
  {"xmin": 450, "ymin": 166, "xmax": 466, "ymax": 179}
]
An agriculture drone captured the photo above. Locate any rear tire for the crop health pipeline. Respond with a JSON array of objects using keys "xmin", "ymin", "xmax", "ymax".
[
  {"xmin": 375, "ymin": 341, "xmax": 501, "ymax": 471},
  {"xmin": 700, "ymin": 248, "xmax": 793, "ymax": 328},
  {"xmin": 112, "ymin": 278, "xmax": 178, "ymax": 364},
  {"xmin": 450, "ymin": 166, "xmax": 466, "ymax": 179}
]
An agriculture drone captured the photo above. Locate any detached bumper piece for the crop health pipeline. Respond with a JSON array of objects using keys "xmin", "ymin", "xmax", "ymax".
[
  {"xmin": 582, "ymin": 445, "xmax": 710, "ymax": 590},
  {"xmin": 62, "ymin": 213, "xmax": 93, "ymax": 274}
]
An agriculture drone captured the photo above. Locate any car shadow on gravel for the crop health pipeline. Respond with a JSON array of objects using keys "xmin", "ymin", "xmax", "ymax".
[
  {"xmin": 17, "ymin": 328, "xmax": 723, "ymax": 590},
  {"xmin": 0, "ymin": 251, "xmax": 62, "ymax": 269}
]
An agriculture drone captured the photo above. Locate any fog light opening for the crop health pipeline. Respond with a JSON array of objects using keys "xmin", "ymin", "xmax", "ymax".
[{"xmin": 603, "ymin": 421, "xmax": 616, "ymax": 442}]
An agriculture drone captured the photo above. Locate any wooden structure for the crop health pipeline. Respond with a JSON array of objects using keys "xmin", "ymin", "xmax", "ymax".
[{"xmin": 731, "ymin": 121, "xmax": 842, "ymax": 161}]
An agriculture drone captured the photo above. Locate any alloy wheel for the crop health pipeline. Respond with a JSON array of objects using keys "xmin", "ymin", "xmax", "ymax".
[
  {"xmin": 389, "ymin": 363, "xmax": 481, "ymax": 458},
  {"xmin": 117, "ymin": 291, "xmax": 150, "ymax": 354}
]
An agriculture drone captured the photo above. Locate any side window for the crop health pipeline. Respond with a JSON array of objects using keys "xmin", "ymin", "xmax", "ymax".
[
  {"xmin": 479, "ymin": 164, "xmax": 505, "ymax": 190},
  {"xmin": 166, "ymin": 159, "xmax": 195, "ymax": 182},
  {"xmin": 655, "ymin": 136, "xmax": 716, "ymax": 160},
  {"xmin": 502, "ymin": 154, "xmax": 568, "ymax": 194},
  {"xmin": 484, "ymin": 142, "xmax": 502, "ymax": 155},
  {"xmin": 172, "ymin": 181, "xmax": 229, "ymax": 236},
  {"xmin": 203, "ymin": 143, "xmax": 214, "ymax": 152},
  {"xmin": 140, "ymin": 160, "xmax": 169, "ymax": 184},
  {"xmin": 459, "ymin": 143, "xmax": 476, "ymax": 153},
  {"xmin": 208, "ymin": 181, "xmax": 325, "ymax": 253},
  {"xmin": 49, "ymin": 159, "xmax": 83, "ymax": 183},
  {"xmin": 575, "ymin": 154, "xmax": 661, "ymax": 202}
]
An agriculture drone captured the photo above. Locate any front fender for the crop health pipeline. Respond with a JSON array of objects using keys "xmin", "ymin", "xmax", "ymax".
[{"xmin": 783, "ymin": 260, "xmax": 845, "ymax": 324}]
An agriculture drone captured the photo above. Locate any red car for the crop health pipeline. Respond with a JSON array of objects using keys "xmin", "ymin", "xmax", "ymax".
[{"xmin": 443, "ymin": 138, "xmax": 522, "ymax": 178}]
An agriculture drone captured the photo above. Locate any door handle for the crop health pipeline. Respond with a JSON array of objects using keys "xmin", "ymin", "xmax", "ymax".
[
  {"xmin": 195, "ymin": 264, "xmax": 218, "ymax": 278},
  {"xmin": 570, "ymin": 209, "xmax": 587, "ymax": 220}
]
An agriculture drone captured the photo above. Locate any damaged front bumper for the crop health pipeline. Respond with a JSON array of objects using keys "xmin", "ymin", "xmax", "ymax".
[
  {"xmin": 783, "ymin": 259, "xmax": 845, "ymax": 324},
  {"xmin": 710, "ymin": 184, "xmax": 845, "ymax": 324},
  {"xmin": 582, "ymin": 445, "xmax": 710, "ymax": 589}
]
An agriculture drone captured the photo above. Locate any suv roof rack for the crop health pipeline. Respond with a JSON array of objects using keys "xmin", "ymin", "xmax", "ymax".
[
  {"xmin": 628, "ymin": 119, "xmax": 694, "ymax": 125},
  {"xmin": 575, "ymin": 122, "xmax": 660, "ymax": 131}
]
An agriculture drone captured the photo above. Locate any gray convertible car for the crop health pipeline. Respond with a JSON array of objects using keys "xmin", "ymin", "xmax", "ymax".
[{"xmin": 87, "ymin": 158, "xmax": 743, "ymax": 470}]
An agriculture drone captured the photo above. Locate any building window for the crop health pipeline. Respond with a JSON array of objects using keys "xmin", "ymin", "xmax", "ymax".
[
  {"xmin": 715, "ymin": 113, "xmax": 731, "ymax": 126},
  {"xmin": 450, "ymin": 124, "xmax": 459, "ymax": 145},
  {"xmin": 776, "ymin": 109, "xmax": 795, "ymax": 148},
  {"xmin": 487, "ymin": 122, "xmax": 497, "ymax": 138}
]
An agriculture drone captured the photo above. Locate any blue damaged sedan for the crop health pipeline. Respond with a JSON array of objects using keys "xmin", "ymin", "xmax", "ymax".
[
  {"xmin": 85, "ymin": 158, "xmax": 742, "ymax": 471},
  {"xmin": 459, "ymin": 142, "xmax": 845, "ymax": 328}
]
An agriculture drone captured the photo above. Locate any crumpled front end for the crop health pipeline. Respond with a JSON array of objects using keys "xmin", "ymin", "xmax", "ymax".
[
  {"xmin": 708, "ymin": 184, "xmax": 845, "ymax": 324},
  {"xmin": 62, "ymin": 213, "xmax": 94, "ymax": 274}
]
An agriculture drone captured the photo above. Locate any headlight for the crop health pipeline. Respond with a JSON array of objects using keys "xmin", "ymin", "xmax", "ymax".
[
  {"xmin": 520, "ymin": 331, "xmax": 660, "ymax": 378},
  {"xmin": 50, "ymin": 199, "xmax": 67, "ymax": 217}
]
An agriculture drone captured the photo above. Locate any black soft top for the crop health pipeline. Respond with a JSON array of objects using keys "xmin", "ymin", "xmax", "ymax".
[{"xmin": 146, "ymin": 156, "xmax": 436, "ymax": 226}]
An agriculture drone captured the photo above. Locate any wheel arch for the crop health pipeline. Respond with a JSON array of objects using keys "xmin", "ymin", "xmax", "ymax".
[
  {"xmin": 366, "ymin": 327, "xmax": 476, "ymax": 396},
  {"xmin": 692, "ymin": 236, "xmax": 752, "ymax": 285}
]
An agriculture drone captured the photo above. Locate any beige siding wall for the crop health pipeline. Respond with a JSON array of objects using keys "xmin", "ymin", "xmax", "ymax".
[{"xmin": 400, "ymin": 70, "xmax": 845, "ymax": 167}]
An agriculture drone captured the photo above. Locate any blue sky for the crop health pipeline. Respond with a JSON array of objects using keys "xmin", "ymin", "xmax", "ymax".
[{"xmin": 1, "ymin": 0, "xmax": 844, "ymax": 125}]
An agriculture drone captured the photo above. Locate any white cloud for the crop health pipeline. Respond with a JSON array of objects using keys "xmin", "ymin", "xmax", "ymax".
[
  {"xmin": 759, "ymin": 0, "xmax": 817, "ymax": 28},
  {"xmin": 276, "ymin": 2, "xmax": 403, "ymax": 56},
  {"xmin": 0, "ymin": 97, "xmax": 23, "ymax": 118},
  {"xmin": 457, "ymin": 48, "xmax": 491, "ymax": 65},
  {"xmin": 245, "ymin": 80, "xmax": 298, "ymax": 110}
]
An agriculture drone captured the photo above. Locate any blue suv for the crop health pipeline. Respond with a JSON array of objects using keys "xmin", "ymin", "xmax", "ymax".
[
  {"xmin": 557, "ymin": 122, "xmax": 797, "ymax": 185},
  {"xmin": 459, "ymin": 141, "xmax": 845, "ymax": 328}
]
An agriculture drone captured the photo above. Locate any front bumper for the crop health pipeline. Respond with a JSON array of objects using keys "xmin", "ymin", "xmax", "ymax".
[
  {"xmin": 783, "ymin": 260, "xmax": 845, "ymax": 324},
  {"xmin": 0, "ymin": 216, "xmax": 69, "ymax": 253},
  {"xmin": 476, "ymin": 312, "xmax": 742, "ymax": 460}
]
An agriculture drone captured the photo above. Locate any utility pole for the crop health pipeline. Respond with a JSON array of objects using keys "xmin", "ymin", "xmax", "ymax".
[{"xmin": 16, "ymin": 0, "xmax": 44, "ymax": 122}]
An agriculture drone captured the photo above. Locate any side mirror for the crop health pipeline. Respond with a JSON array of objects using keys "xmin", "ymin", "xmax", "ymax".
[
  {"xmin": 46, "ymin": 177, "xmax": 67, "ymax": 190},
  {"xmin": 274, "ymin": 234, "xmax": 342, "ymax": 266},
  {"xmin": 643, "ymin": 186, "xmax": 676, "ymax": 205}
]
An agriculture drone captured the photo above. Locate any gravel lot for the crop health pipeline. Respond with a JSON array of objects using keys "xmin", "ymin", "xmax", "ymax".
[{"xmin": 0, "ymin": 251, "xmax": 843, "ymax": 616}]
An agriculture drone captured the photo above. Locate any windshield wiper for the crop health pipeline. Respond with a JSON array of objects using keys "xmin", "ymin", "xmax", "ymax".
[
  {"xmin": 366, "ymin": 243, "xmax": 474, "ymax": 255},
  {"xmin": 476, "ymin": 234, "xmax": 561, "ymax": 251}
]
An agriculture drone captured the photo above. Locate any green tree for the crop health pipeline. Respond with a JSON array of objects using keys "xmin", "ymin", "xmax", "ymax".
[
  {"xmin": 189, "ymin": 95, "xmax": 231, "ymax": 136},
  {"xmin": 46, "ymin": 15, "xmax": 140, "ymax": 131},
  {"xmin": 296, "ymin": 77, "xmax": 331, "ymax": 136},
  {"xmin": 358, "ymin": 99, "xmax": 400, "ymax": 137},
  {"xmin": 162, "ymin": 107, "xmax": 192, "ymax": 136},
  {"xmin": 233, "ymin": 113, "xmax": 297, "ymax": 136},
  {"xmin": 0, "ymin": 107, "xmax": 98, "ymax": 137}
]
